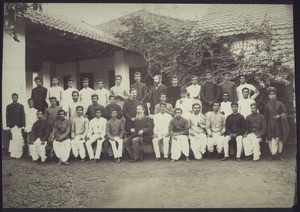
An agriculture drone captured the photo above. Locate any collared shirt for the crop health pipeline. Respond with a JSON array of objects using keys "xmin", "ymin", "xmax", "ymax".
[
  {"xmin": 53, "ymin": 118, "xmax": 71, "ymax": 141},
  {"xmin": 47, "ymin": 86, "xmax": 63, "ymax": 105},
  {"xmin": 106, "ymin": 118, "xmax": 125, "ymax": 140},
  {"xmin": 103, "ymin": 103, "xmax": 123, "ymax": 120},
  {"xmin": 225, "ymin": 113, "xmax": 245, "ymax": 136},
  {"xmin": 219, "ymin": 101, "xmax": 232, "ymax": 120},
  {"xmin": 94, "ymin": 88, "xmax": 110, "ymax": 107},
  {"xmin": 62, "ymin": 87, "xmax": 78, "ymax": 111},
  {"xmin": 31, "ymin": 119, "xmax": 52, "ymax": 142},
  {"xmin": 238, "ymin": 98, "xmax": 256, "ymax": 118},
  {"xmin": 169, "ymin": 116, "xmax": 189, "ymax": 137},
  {"xmin": 206, "ymin": 111, "xmax": 226, "ymax": 133},
  {"xmin": 110, "ymin": 85, "xmax": 128, "ymax": 100},
  {"xmin": 45, "ymin": 106, "xmax": 62, "ymax": 127},
  {"xmin": 25, "ymin": 107, "xmax": 38, "ymax": 132},
  {"xmin": 245, "ymin": 112, "xmax": 266, "ymax": 137},
  {"xmin": 154, "ymin": 103, "xmax": 174, "ymax": 116},
  {"xmin": 86, "ymin": 103, "xmax": 105, "ymax": 120},
  {"xmin": 71, "ymin": 116, "xmax": 89, "ymax": 138},
  {"xmin": 175, "ymin": 98, "xmax": 193, "ymax": 119},
  {"xmin": 68, "ymin": 101, "xmax": 85, "ymax": 122},
  {"xmin": 79, "ymin": 87, "xmax": 95, "ymax": 107},
  {"xmin": 88, "ymin": 117, "xmax": 107, "ymax": 138},
  {"xmin": 236, "ymin": 83, "xmax": 257, "ymax": 100},
  {"xmin": 219, "ymin": 81, "xmax": 237, "ymax": 102},
  {"xmin": 187, "ymin": 84, "xmax": 201, "ymax": 99},
  {"xmin": 123, "ymin": 98, "xmax": 140, "ymax": 131},
  {"xmin": 189, "ymin": 113, "xmax": 206, "ymax": 135},
  {"xmin": 153, "ymin": 112, "xmax": 173, "ymax": 137}
]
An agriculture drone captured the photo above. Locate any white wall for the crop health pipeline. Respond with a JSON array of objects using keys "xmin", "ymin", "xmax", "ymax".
[{"xmin": 56, "ymin": 62, "xmax": 77, "ymax": 88}]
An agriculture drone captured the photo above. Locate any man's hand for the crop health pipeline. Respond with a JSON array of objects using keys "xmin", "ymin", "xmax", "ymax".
[
  {"xmin": 179, "ymin": 100, "xmax": 183, "ymax": 104},
  {"xmin": 41, "ymin": 141, "xmax": 45, "ymax": 145},
  {"xmin": 131, "ymin": 118, "xmax": 136, "ymax": 122},
  {"xmin": 98, "ymin": 137, "xmax": 102, "ymax": 140},
  {"xmin": 229, "ymin": 133, "xmax": 236, "ymax": 138},
  {"xmin": 130, "ymin": 128, "xmax": 136, "ymax": 133},
  {"xmin": 173, "ymin": 136, "xmax": 177, "ymax": 140},
  {"xmin": 138, "ymin": 130, "xmax": 143, "ymax": 135},
  {"xmin": 190, "ymin": 133, "xmax": 195, "ymax": 137}
]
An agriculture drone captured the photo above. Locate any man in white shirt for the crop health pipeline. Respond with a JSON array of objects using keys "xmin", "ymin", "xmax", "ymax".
[
  {"xmin": 68, "ymin": 91, "xmax": 85, "ymax": 122},
  {"xmin": 62, "ymin": 79, "xmax": 78, "ymax": 114},
  {"xmin": 152, "ymin": 102, "xmax": 173, "ymax": 161},
  {"xmin": 236, "ymin": 75, "xmax": 259, "ymax": 101},
  {"xmin": 238, "ymin": 88, "xmax": 256, "ymax": 118},
  {"xmin": 86, "ymin": 108, "xmax": 107, "ymax": 162},
  {"xmin": 94, "ymin": 79, "xmax": 110, "ymax": 107},
  {"xmin": 25, "ymin": 98, "xmax": 38, "ymax": 155},
  {"xmin": 175, "ymin": 87, "xmax": 193, "ymax": 120},
  {"xmin": 189, "ymin": 103, "xmax": 207, "ymax": 160},
  {"xmin": 219, "ymin": 92, "xmax": 232, "ymax": 120},
  {"xmin": 46, "ymin": 77, "xmax": 64, "ymax": 106},
  {"xmin": 187, "ymin": 75, "xmax": 202, "ymax": 107},
  {"xmin": 79, "ymin": 78, "xmax": 95, "ymax": 110},
  {"xmin": 110, "ymin": 75, "xmax": 128, "ymax": 108}
]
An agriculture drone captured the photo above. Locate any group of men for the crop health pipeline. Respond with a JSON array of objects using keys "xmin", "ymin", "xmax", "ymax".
[{"xmin": 5, "ymin": 70, "xmax": 289, "ymax": 164}]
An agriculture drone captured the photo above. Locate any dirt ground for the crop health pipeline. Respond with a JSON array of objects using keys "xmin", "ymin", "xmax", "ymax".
[{"xmin": 2, "ymin": 151, "xmax": 296, "ymax": 208}]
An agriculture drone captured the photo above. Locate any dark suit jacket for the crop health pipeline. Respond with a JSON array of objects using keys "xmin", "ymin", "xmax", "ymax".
[
  {"xmin": 6, "ymin": 102, "xmax": 25, "ymax": 128},
  {"xmin": 149, "ymin": 84, "xmax": 167, "ymax": 110}
]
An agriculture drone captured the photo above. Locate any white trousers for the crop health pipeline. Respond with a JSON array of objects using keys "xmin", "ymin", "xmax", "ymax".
[
  {"xmin": 171, "ymin": 135, "xmax": 189, "ymax": 160},
  {"xmin": 9, "ymin": 126, "xmax": 24, "ymax": 158},
  {"xmin": 86, "ymin": 134, "xmax": 104, "ymax": 159},
  {"xmin": 53, "ymin": 139, "xmax": 71, "ymax": 162},
  {"xmin": 109, "ymin": 137, "xmax": 123, "ymax": 158},
  {"xmin": 224, "ymin": 135, "xmax": 243, "ymax": 158},
  {"xmin": 207, "ymin": 132, "xmax": 224, "ymax": 154},
  {"xmin": 152, "ymin": 135, "xmax": 170, "ymax": 158},
  {"xmin": 243, "ymin": 133, "xmax": 261, "ymax": 160},
  {"xmin": 29, "ymin": 138, "xmax": 47, "ymax": 162},
  {"xmin": 71, "ymin": 135, "xmax": 86, "ymax": 159},
  {"xmin": 189, "ymin": 133, "xmax": 207, "ymax": 159}
]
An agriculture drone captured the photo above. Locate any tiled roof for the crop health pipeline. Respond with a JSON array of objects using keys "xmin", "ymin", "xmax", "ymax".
[
  {"xmin": 23, "ymin": 9, "xmax": 124, "ymax": 48},
  {"xmin": 193, "ymin": 4, "xmax": 294, "ymax": 59}
]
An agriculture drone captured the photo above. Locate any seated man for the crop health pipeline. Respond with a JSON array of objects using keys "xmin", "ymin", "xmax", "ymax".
[
  {"xmin": 71, "ymin": 106, "xmax": 89, "ymax": 162},
  {"xmin": 152, "ymin": 102, "xmax": 173, "ymax": 161},
  {"xmin": 154, "ymin": 93, "xmax": 174, "ymax": 116},
  {"xmin": 124, "ymin": 104, "xmax": 152, "ymax": 162},
  {"xmin": 53, "ymin": 109, "xmax": 72, "ymax": 166},
  {"xmin": 106, "ymin": 109, "xmax": 125, "ymax": 163},
  {"xmin": 29, "ymin": 110, "xmax": 52, "ymax": 164},
  {"xmin": 222, "ymin": 102, "xmax": 245, "ymax": 162},
  {"xmin": 206, "ymin": 102, "xmax": 226, "ymax": 159},
  {"xmin": 243, "ymin": 103, "xmax": 266, "ymax": 161},
  {"xmin": 86, "ymin": 109, "xmax": 107, "ymax": 162},
  {"xmin": 169, "ymin": 108, "xmax": 190, "ymax": 162},
  {"xmin": 189, "ymin": 103, "xmax": 207, "ymax": 160}
]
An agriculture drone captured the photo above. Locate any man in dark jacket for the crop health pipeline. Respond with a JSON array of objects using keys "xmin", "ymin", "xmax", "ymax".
[
  {"xmin": 131, "ymin": 71, "xmax": 149, "ymax": 115},
  {"xmin": 31, "ymin": 77, "xmax": 48, "ymax": 114},
  {"xmin": 103, "ymin": 95, "xmax": 123, "ymax": 120},
  {"xmin": 123, "ymin": 88, "xmax": 141, "ymax": 133},
  {"xmin": 149, "ymin": 74, "xmax": 167, "ymax": 114}
]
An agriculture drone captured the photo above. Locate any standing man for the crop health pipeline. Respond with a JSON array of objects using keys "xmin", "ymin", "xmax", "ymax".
[
  {"xmin": 6, "ymin": 93, "xmax": 25, "ymax": 158},
  {"xmin": 31, "ymin": 76, "xmax": 48, "ymax": 114},
  {"xmin": 62, "ymin": 79, "xmax": 78, "ymax": 115},
  {"xmin": 219, "ymin": 92, "xmax": 232, "ymax": 120},
  {"xmin": 219, "ymin": 72, "xmax": 237, "ymax": 102},
  {"xmin": 124, "ymin": 104, "xmax": 153, "ymax": 162},
  {"xmin": 94, "ymin": 79, "xmax": 110, "ymax": 107},
  {"xmin": 175, "ymin": 87, "xmax": 193, "ymax": 120},
  {"xmin": 169, "ymin": 108, "xmax": 190, "ymax": 162},
  {"xmin": 85, "ymin": 94, "xmax": 105, "ymax": 120},
  {"xmin": 222, "ymin": 102, "xmax": 245, "ymax": 162},
  {"xmin": 166, "ymin": 75, "xmax": 181, "ymax": 108},
  {"xmin": 106, "ymin": 109, "xmax": 125, "ymax": 163},
  {"xmin": 236, "ymin": 75, "xmax": 259, "ymax": 101},
  {"xmin": 206, "ymin": 102, "xmax": 226, "ymax": 158},
  {"xmin": 79, "ymin": 78, "xmax": 95, "ymax": 110},
  {"xmin": 45, "ymin": 97, "xmax": 62, "ymax": 128},
  {"xmin": 189, "ymin": 103, "xmax": 207, "ymax": 161},
  {"xmin": 200, "ymin": 71, "xmax": 221, "ymax": 114},
  {"xmin": 86, "ymin": 109, "xmax": 107, "ymax": 162},
  {"xmin": 71, "ymin": 106, "xmax": 89, "ymax": 162},
  {"xmin": 68, "ymin": 91, "xmax": 84, "ymax": 122},
  {"xmin": 131, "ymin": 72, "xmax": 148, "ymax": 115},
  {"xmin": 152, "ymin": 102, "xmax": 173, "ymax": 161},
  {"xmin": 29, "ymin": 111, "xmax": 52, "ymax": 164},
  {"xmin": 123, "ymin": 88, "xmax": 141, "ymax": 134},
  {"xmin": 238, "ymin": 88, "xmax": 256, "ymax": 118},
  {"xmin": 187, "ymin": 75, "xmax": 202, "ymax": 106},
  {"xmin": 103, "ymin": 95, "xmax": 123, "ymax": 120},
  {"xmin": 243, "ymin": 103, "xmax": 266, "ymax": 161},
  {"xmin": 46, "ymin": 77, "xmax": 63, "ymax": 106},
  {"xmin": 24, "ymin": 98, "xmax": 38, "ymax": 154},
  {"xmin": 149, "ymin": 74, "xmax": 167, "ymax": 114},
  {"xmin": 110, "ymin": 75, "xmax": 128, "ymax": 108},
  {"xmin": 53, "ymin": 109, "xmax": 71, "ymax": 165},
  {"xmin": 154, "ymin": 93, "xmax": 174, "ymax": 116}
]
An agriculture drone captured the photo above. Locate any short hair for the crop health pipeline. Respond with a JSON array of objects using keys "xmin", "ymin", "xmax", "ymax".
[
  {"xmin": 154, "ymin": 74, "xmax": 162, "ymax": 80},
  {"xmin": 57, "ymin": 109, "xmax": 65, "ymax": 115},
  {"xmin": 110, "ymin": 109, "xmax": 117, "ymax": 113},
  {"xmin": 76, "ymin": 105, "xmax": 83, "ymax": 110},
  {"xmin": 160, "ymin": 102, "xmax": 167, "ymax": 107},
  {"xmin": 49, "ymin": 97, "xmax": 57, "ymax": 101},
  {"xmin": 242, "ymin": 87, "xmax": 250, "ymax": 92},
  {"xmin": 174, "ymin": 108, "xmax": 183, "ymax": 113},
  {"xmin": 115, "ymin": 75, "xmax": 122, "ymax": 80},
  {"xmin": 160, "ymin": 93, "xmax": 166, "ymax": 97},
  {"xmin": 95, "ymin": 108, "xmax": 102, "ymax": 113},
  {"xmin": 28, "ymin": 98, "xmax": 34, "ymax": 102},
  {"xmin": 52, "ymin": 77, "xmax": 59, "ymax": 81},
  {"xmin": 192, "ymin": 103, "xmax": 201, "ymax": 108},
  {"xmin": 68, "ymin": 79, "xmax": 74, "ymax": 83},
  {"xmin": 36, "ymin": 110, "xmax": 43, "ymax": 114},
  {"xmin": 72, "ymin": 91, "xmax": 79, "ymax": 95},
  {"xmin": 191, "ymin": 75, "xmax": 198, "ymax": 79},
  {"xmin": 180, "ymin": 88, "xmax": 187, "ymax": 93},
  {"xmin": 82, "ymin": 78, "xmax": 89, "ymax": 82},
  {"xmin": 172, "ymin": 76, "xmax": 178, "ymax": 80},
  {"xmin": 12, "ymin": 93, "xmax": 18, "ymax": 98},
  {"xmin": 231, "ymin": 102, "xmax": 238, "ymax": 107},
  {"xmin": 109, "ymin": 95, "xmax": 115, "ymax": 99},
  {"xmin": 129, "ymin": 88, "xmax": 137, "ymax": 93},
  {"xmin": 213, "ymin": 101, "xmax": 221, "ymax": 106},
  {"xmin": 240, "ymin": 75, "xmax": 246, "ymax": 79},
  {"xmin": 34, "ymin": 76, "xmax": 42, "ymax": 81},
  {"xmin": 205, "ymin": 70, "xmax": 212, "ymax": 75},
  {"xmin": 97, "ymin": 79, "xmax": 103, "ymax": 83},
  {"xmin": 223, "ymin": 92, "xmax": 229, "ymax": 96},
  {"xmin": 91, "ymin": 94, "xmax": 99, "ymax": 99},
  {"xmin": 134, "ymin": 72, "xmax": 141, "ymax": 77},
  {"xmin": 250, "ymin": 103, "xmax": 257, "ymax": 107}
]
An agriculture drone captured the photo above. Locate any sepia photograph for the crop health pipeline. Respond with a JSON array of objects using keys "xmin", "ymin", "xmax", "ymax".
[{"xmin": 2, "ymin": 2, "xmax": 297, "ymax": 208}]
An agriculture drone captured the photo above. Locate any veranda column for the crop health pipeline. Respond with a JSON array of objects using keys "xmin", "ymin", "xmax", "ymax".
[{"xmin": 114, "ymin": 50, "xmax": 130, "ymax": 91}]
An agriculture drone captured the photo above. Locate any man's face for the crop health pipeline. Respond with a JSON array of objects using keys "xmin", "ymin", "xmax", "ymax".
[
  {"xmin": 193, "ymin": 105, "xmax": 200, "ymax": 115},
  {"xmin": 76, "ymin": 108, "xmax": 83, "ymax": 116},
  {"xmin": 181, "ymin": 92, "xmax": 187, "ymax": 98},
  {"xmin": 172, "ymin": 78, "xmax": 178, "ymax": 86},
  {"xmin": 134, "ymin": 75, "xmax": 141, "ymax": 82},
  {"xmin": 50, "ymin": 99, "xmax": 57, "ymax": 107},
  {"xmin": 109, "ymin": 97, "xmax": 115, "ymax": 104},
  {"xmin": 240, "ymin": 76, "xmax": 246, "ymax": 84},
  {"xmin": 160, "ymin": 105, "xmax": 166, "ymax": 113},
  {"xmin": 205, "ymin": 73, "xmax": 212, "ymax": 81},
  {"xmin": 136, "ymin": 106, "xmax": 144, "ymax": 114},
  {"xmin": 250, "ymin": 105, "xmax": 257, "ymax": 114},
  {"xmin": 72, "ymin": 93, "xmax": 79, "ymax": 101},
  {"xmin": 96, "ymin": 110, "xmax": 102, "ymax": 118},
  {"xmin": 191, "ymin": 77, "xmax": 198, "ymax": 85},
  {"xmin": 213, "ymin": 103, "xmax": 220, "ymax": 112},
  {"xmin": 12, "ymin": 95, "xmax": 18, "ymax": 103},
  {"xmin": 35, "ymin": 79, "xmax": 42, "ymax": 86},
  {"xmin": 154, "ymin": 76, "xmax": 160, "ymax": 84},
  {"xmin": 231, "ymin": 105, "xmax": 238, "ymax": 113},
  {"xmin": 160, "ymin": 95, "xmax": 167, "ymax": 103},
  {"xmin": 83, "ymin": 80, "xmax": 89, "ymax": 88},
  {"xmin": 224, "ymin": 74, "xmax": 230, "ymax": 81},
  {"xmin": 268, "ymin": 92, "xmax": 276, "ymax": 100},
  {"xmin": 92, "ymin": 96, "xmax": 98, "ymax": 103},
  {"xmin": 242, "ymin": 90, "xmax": 249, "ymax": 99},
  {"xmin": 111, "ymin": 110, "xmax": 117, "ymax": 118},
  {"xmin": 115, "ymin": 77, "xmax": 122, "ymax": 85},
  {"xmin": 28, "ymin": 100, "xmax": 34, "ymax": 108},
  {"xmin": 131, "ymin": 90, "xmax": 137, "ymax": 99},
  {"xmin": 223, "ymin": 93, "xmax": 229, "ymax": 102},
  {"xmin": 68, "ymin": 81, "xmax": 74, "ymax": 88},
  {"xmin": 58, "ymin": 111, "xmax": 65, "ymax": 120},
  {"xmin": 52, "ymin": 78, "xmax": 59, "ymax": 86},
  {"xmin": 36, "ymin": 111, "xmax": 43, "ymax": 120},
  {"xmin": 174, "ymin": 110, "xmax": 182, "ymax": 118},
  {"xmin": 97, "ymin": 81, "xmax": 103, "ymax": 89}
]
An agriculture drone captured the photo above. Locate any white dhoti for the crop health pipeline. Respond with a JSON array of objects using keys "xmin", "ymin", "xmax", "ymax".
[
  {"xmin": 224, "ymin": 135, "xmax": 243, "ymax": 158},
  {"xmin": 109, "ymin": 137, "xmax": 123, "ymax": 158},
  {"xmin": 189, "ymin": 133, "xmax": 207, "ymax": 159},
  {"xmin": 171, "ymin": 135, "xmax": 189, "ymax": 160},
  {"xmin": 53, "ymin": 139, "xmax": 71, "ymax": 162},
  {"xmin": 243, "ymin": 133, "xmax": 261, "ymax": 160},
  {"xmin": 71, "ymin": 135, "xmax": 86, "ymax": 159},
  {"xmin": 29, "ymin": 138, "xmax": 47, "ymax": 162},
  {"xmin": 86, "ymin": 134, "xmax": 104, "ymax": 159},
  {"xmin": 207, "ymin": 132, "xmax": 224, "ymax": 154},
  {"xmin": 152, "ymin": 135, "xmax": 170, "ymax": 158},
  {"xmin": 9, "ymin": 126, "xmax": 24, "ymax": 158}
]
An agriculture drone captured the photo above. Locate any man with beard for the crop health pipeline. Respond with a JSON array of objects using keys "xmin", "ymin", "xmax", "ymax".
[
  {"xmin": 149, "ymin": 75, "xmax": 167, "ymax": 114},
  {"xmin": 31, "ymin": 77, "xmax": 48, "ymax": 114},
  {"xmin": 166, "ymin": 76, "xmax": 181, "ymax": 108},
  {"xmin": 124, "ymin": 104, "xmax": 153, "ymax": 162},
  {"xmin": 110, "ymin": 75, "xmax": 129, "ymax": 108},
  {"xmin": 131, "ymin": 72, "xmax": 149, "ymax": 115},
  {"xmin": 123, "ymin": 88, "xmax": 141, "ymax": 133}
]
